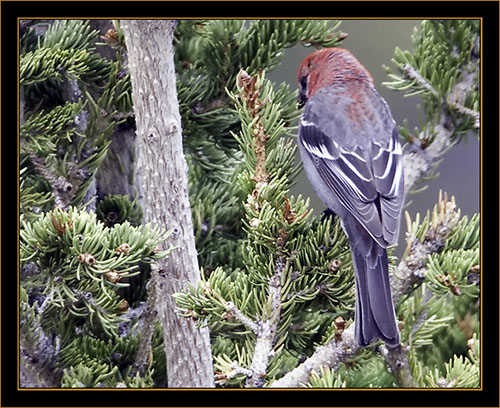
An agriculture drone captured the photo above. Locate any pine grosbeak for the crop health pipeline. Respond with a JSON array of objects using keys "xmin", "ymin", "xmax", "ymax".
[{"xmin": 297, "ymin": 48, "xmax": 404, "ymax": 346}]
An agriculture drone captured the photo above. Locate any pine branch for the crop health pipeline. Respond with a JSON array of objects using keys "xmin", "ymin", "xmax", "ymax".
[
  {"xmin": 401, "ymin": 63, "xmax": 439, "ymax": 97},
  {"xmin": 232, "ymin": 69, "xmax": 287, "ymax": 387},
  {"xmin": 62, "ymin": 77, "xmax": 98, "ymax": 212},
  {"xmin": 271, "ymin": 190, "xmax": 462, "ymax": 388},
  {"xmin": 391, "ymin": 191, "xmax": 461, "ymax": 301},
  {"xmin": 388, "ymin": 20, "xmax": 480, "ymax": 194},
  {"xmin": 224, "ymin": 301, "xmax": 259, "ymax": 334},
  {"xmin": 226, "ymin": 362, "xmax": 253, "ymax": 380},
  {"xmin": 270, "ymin": 325, "xmax": 358, "ymax": 388},
  {"xmin": 28, "ymin": 153, "xmax": 75, "ymax": 209},
  {"xmin": 401, "ymin": 91, "xmax": 454, "ymax": 195},
  {"xmin": 24, "ymin": 213, "xmax": 162, "ymax": 323},
  {"xmin": 246, "ymin": 257, "xmax": 284, "ymax": 387},
  {"xmin": 20, "ymin": 288, "xmax": 62, "ymax": 388},
  {"xmin": 380, "ymin": 344, "xmax": 414, "ymax": 388},
  {"xmin": 236, "ymin": 69, "xmax": 270, "ymax": 187}
]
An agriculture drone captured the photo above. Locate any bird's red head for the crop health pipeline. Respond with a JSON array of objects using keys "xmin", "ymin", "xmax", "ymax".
[{"xmin": 297, "ymin": 47, "xmax": 374, "ymax": 107}]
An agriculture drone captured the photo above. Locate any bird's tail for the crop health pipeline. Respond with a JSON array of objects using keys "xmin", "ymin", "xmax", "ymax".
[{"xmin": 346, "ymin": 221, "xmax": 400, "ymax": 347}]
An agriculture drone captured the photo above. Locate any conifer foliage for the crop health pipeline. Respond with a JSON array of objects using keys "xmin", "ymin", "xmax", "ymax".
[
  {"xmin": 19, "ymin": 19, "xmax": 480, "ymax": 388},
  {"xmin": 20, "ymin": 19, "xmax": 170, "ymax": 388}
]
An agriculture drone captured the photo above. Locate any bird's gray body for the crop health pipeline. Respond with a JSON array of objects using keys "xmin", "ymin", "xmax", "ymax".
[{"xmin": 298, "ymin": 82, "xmax": 404, "ymax": 346}]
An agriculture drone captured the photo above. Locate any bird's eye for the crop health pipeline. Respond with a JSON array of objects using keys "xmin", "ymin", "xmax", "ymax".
[{"xmin": 298, "ymin": 75, "xmax": 309, "ymax": 108}]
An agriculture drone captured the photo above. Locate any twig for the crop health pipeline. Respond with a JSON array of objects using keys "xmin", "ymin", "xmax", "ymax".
[
  {"xmin": 401, "ymin": 54, "xmax": 479, "ymax": 195},
  {"xmin": 25, "ymin": 77, "xmax": 94, "ymax": 211},
  {"xmin": 401, "ymin": 63, "xmax": 439, "ymax": 97},
  {"xmin": 391, "ymin": 192, "xmax": 461, "ymax": 302},
  {"xmin": 232, "ymin": 69, "xmax": 285, "ymax": 387},
  {"xmin": 448, "ymin": 100, "xmax": 480, "ymax": 130},
  {"xmin": 246, "ymin": 257, "xmax": 284, "ymax": 388},
  {"xmin": 271, "ymin": 192, "xmax": 460, "ymax": 388},
  {"xmin": 446, "ymin": 53, "xmax": 480, "ymax": 130},
  {"xmin": 380, "ymin": 344, "xmax": 414, "ymax": 388},
  {"xmin": 29, "ymin": 153, "xmax": 75, "ymax": 209},
  {"xmin": 227, "ymin": 362, "xmax": 253, "ymax": 380},
  {"xmin": 402, "ymin": 121, "xmax": 453, "ymax": 195},
  {"xmin": 225, "ymin": 301, "xmax": 259, "ymax": 335},
  {"xmin": 270, "ymin": 325, "xmax": 358, "ymax": 388},
  {"xmin": 383, "ymin": 287, "xmax": 437, "ymax": 388},
  {"xmin": 236, "ymin": 69, "xmax": 269, "ymax": 187}
]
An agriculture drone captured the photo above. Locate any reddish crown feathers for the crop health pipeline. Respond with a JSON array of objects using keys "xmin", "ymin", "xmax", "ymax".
[{"xmin": 297, "ymin": 48, "xmax": 374, "ymax": 100}]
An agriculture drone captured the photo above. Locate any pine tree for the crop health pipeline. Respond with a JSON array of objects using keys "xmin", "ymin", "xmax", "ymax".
[
  {"xmin": 19, "ymin": 19, "xmax": 480, "ymax": 388},
  {"xmin": 20, "ymin": 19, "xmax": 170, "ymax": 388}
]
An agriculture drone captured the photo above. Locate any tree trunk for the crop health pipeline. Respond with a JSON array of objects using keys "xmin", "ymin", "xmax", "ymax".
[{"xmin": 122, "ymin": 19, "xmax": 214, "ymax": 388}]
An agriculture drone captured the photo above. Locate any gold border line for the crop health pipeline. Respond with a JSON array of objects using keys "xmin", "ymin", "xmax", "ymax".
[{"xmin": 16, "ymin": 17, "xmax": 484, "ymax": 392}]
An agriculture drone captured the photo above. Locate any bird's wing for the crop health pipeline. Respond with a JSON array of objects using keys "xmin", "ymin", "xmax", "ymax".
[
  {"xmin": 299, "ymin": 85, "xmax": 404, "ymax": 246},
  {"xmin": 370, "ymin": 128, "xmax": 404, "ymax": 245}
]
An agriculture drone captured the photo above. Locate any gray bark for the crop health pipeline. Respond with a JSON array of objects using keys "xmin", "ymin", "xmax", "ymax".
[{"xmin": 122, "ymin": 19, "xmax": 214, "ymax": 388}]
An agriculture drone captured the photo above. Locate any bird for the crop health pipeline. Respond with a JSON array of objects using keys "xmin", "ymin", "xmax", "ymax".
[{"xmin": 296, "ymin": 48, "xmax": 404, "ymax": 347}]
